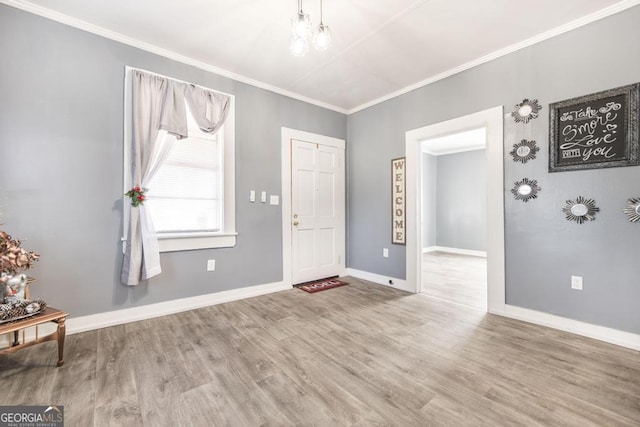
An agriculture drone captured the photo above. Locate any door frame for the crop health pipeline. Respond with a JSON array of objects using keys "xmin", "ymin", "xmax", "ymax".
[
  {"xmin": 281, "ymin": 127, "xmax": 346, "ymax": 287},
  {"xmin": 405, "ymin": 106, "xmax": 505, "ymax": 313}
]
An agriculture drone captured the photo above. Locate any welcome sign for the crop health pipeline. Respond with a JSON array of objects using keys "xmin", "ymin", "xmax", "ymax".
[
  {"xmin": 549, "ymin": 83, "xmax": 639, "ymax": 172},
  {"xmin": 392, "ymin": 157, "xmax": 405, "ymax": 245}
]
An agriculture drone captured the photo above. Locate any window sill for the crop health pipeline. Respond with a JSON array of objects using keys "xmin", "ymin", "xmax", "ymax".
[{"xmin": 157, "ymin": 232, "xmax": 237, "ymax": 252}]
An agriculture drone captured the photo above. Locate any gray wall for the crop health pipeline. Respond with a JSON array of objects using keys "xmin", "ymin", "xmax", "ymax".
[
  {"xmin": 348, "ymin": 5, "xmax": 640, "ymax": 334},
  {"xmin": 435, "ymin": 149, "xmax": 486, "ymax": 251},
  {"xmin": 422, "ymin": 153, "xmax": 437, "ymax": 247},
  {"xmin": 0, "ymin": 5, "xmax": 346, "ymax": 317}
]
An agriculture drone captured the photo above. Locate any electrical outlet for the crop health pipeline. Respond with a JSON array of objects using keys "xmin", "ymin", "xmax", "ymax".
[
  {"xmin": 207, "ymin": 259, "xmax": 216, "ymax": 271},
  {"xmin": 571, "ymin": 275, "xmax": 583, "ymax": 290},
  {"xmin": 383, "ymin": 248, "xmax": 389, "ymax": 258}
]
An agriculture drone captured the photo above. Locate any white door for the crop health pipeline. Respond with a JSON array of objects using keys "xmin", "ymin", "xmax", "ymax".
[{"xmin": 291, "ymin": 139, "xmax": 345, "ymax": 284}]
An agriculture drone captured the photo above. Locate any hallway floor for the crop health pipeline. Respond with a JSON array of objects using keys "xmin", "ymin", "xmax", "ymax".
[{"xmin": 422, "ymin": 251, "xmax": 487, "ymax": 311}]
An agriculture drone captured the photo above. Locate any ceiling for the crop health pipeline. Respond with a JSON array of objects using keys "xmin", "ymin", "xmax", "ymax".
[{"xmin": 5, "ymin": 0, "xmax": 637, "ymax": 113}]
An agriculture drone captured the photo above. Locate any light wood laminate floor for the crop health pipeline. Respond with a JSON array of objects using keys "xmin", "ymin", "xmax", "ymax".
[
  {"xmin": 423, "ymin": 251, "xmax": 487, "ymax": 310},
  {"xmin": 1, "ymin": 278, "xmax": 638, "ymax": 426}
]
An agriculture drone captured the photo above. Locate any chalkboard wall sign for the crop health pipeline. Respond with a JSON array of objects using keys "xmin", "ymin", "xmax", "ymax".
[{"xmin": 549, "ymin": 83, "xmax": 639, "ymax": 172}]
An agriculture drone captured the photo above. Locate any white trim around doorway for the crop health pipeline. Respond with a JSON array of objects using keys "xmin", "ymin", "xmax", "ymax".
[
  {"xmin": 405, "ymin": 106, "xmax": 505, "ymax": 313},
  {"xmin": 281, "ymin": 127, "xmax": 346, "ymax": 287}
]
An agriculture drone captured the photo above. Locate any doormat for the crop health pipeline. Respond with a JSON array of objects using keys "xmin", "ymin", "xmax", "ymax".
[{"xmin": 297, "ymin": 278, "xmax": 348, "ymax": 294}]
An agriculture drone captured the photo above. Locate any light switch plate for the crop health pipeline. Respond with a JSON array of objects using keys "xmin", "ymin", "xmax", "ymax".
[
  {"xmin": 250, "ymin": 190, "xmax": 255, "ymax": 202},
  {"xmin": 270, "ymin": 195, "xmax": 279, "ymax": 205},
  {"xmin": 571, "ymin": 275, "xmax": 583, "ymax": 290},
  {"xmin": 261, "ymin": 191, "xmax": 267, "ymax": 203}
]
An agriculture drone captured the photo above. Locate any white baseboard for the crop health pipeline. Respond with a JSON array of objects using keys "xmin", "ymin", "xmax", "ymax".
[
  {"xmin": 343, "ymin": 268, "xmax": 414, "ymax": 293},
  {"xmin": 1, "ymin": 281, "xmax": 292, "ymax": 348},
  {"xmin": 344, "ymin": 267, "xmax": 639, "ymax": 351},
  {"xmin": 66, "ymin": 281, "xmax": 291, "ymax": 335},
  {"xmin": 4, "ymin": 279, "xmax": 637, "ymax": 352},
  {"xmin": 491, "ymin": 304, "xmax": 640, "ymax": 351},
  {"xmin": 423, "ymin": 246, "xmax": 487, "ymax": 257}
]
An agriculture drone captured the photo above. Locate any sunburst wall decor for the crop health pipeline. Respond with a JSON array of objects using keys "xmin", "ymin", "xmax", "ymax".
[
  {"xmin": 562, "ymin": 196, "xmax": 599, "ymax": 224},
  {"xmin": 511, "ymin": 99, "xmax": 542, "ymax": 124},
  {"xmin": 510, "ymin": 139, "xmax": 540, "ymax": 163},
  {"xmin": 511, "ymin": 178, "xmax": 541, "ymax": 202},
  {"xmin": 623, "ymin": 198, "xmax": 640, "ymax": 222}
]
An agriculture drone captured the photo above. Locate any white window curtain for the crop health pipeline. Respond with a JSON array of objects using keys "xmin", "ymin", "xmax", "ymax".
[{"xmin": 121, "ymin": 70, "xmax": 231, "ymax": 286}]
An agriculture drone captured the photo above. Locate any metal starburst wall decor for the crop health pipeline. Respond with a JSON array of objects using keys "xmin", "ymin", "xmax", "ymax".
[
  {"xmin": 511, "ymin": 178, "xmax": 541, "ymax": 202},
  {"xmin": 510, "ymin": 139, "xmax": 540, "ymax": 163},
  {"xmin": 511, "ymin": 99, "xmax": 542, "ymax": 124},
  {"xmin": 562, "ymin": 196, "xmax": 599, "ymax": 224},
  {"xmin": 623, "ymin": 197, "xmax": 640, "ymax": 222}
]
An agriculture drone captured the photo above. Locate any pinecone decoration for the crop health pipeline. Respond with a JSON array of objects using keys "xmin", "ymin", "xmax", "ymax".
[
  {"xmin": 0, "ymin": 303, "xmax": 11, "ymax": 317},
  {"xmin": 12, "ymin": 305, "xmax": 26, "ymax": 318},
  {"xmin": 0, "ymin": 298, "xmax": 47, "ymax": 323}
]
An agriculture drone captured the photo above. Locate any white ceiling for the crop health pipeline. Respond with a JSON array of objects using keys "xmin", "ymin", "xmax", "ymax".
[{"xmin": 5, "ymin": 0, "xmax": 637, "ymax": 113}]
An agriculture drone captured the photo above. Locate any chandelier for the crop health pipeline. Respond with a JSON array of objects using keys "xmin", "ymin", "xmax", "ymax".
[{"xmin": 290, "ymin": 0, "xmax": 332, "ymax": 57}]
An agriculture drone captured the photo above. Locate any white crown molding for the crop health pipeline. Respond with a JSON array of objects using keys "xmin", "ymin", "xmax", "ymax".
[
  {"xmin": 0, "ymin": 0, "xmax": 348, "ymax": 115},
  {"xmin": 2, "ymin": 0, "xmax": 639, "ymax": 115},
  {"xmin": 347, "ymin": 0, "xmax": 640, "ymax": 114}
]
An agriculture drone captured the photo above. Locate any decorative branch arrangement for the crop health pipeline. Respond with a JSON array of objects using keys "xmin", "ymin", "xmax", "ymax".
[
  {"xmin": 0, "ymin": 229, "xmax": 42, "ymax": 315},
  {"xmin": 0, "ymin": 230, "xmax": 39, "ymax": 278}
]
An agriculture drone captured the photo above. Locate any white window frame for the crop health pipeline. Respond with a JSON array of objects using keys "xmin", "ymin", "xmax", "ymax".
[{"xmin": 122, "ymin": 67, "xmax": 236, "ymax": 253}]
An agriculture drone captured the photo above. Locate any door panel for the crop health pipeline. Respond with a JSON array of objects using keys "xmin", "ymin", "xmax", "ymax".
[
  {"xmin": 318, "ymin": 172, "xmax": 335, "ymax": 217},
  {"xmin": 297, "ymin": 229, "xmax": 315, "ymax": 270},
  {"xmin": 297, "ymin": 170, "xmax": 315, "ymax": 216},
  {"xmin": 291, "ymin": 139, "xmax": 344, "ymax": 284},
  {"xmin": 319, "ymin": 228, "xmax": 336, "ymax": 266}
]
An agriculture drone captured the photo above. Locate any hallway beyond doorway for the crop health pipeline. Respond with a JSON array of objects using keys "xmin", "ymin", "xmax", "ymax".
[{"xmin": 422, "ymin": 251, "xmax": 487, "ymax": 311}]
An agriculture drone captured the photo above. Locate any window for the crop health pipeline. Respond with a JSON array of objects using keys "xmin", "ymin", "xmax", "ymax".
[
  {"xmin": 147, "ymin": 125, "xmax": 222, "ymax": 234},
  {"xmin": 123, "ymin": 69, "xmax": 236, "ymax": 252}
]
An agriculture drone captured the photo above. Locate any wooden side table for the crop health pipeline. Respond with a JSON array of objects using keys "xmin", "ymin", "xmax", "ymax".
[{"xmin": 0, "ymin": 307, "xmax": 68, "ymax": 366}]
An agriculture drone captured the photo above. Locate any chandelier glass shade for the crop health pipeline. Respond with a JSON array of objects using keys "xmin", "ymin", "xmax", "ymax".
[
  {"xmin": 289, "ymin": 0, "xmax": 331, "ymax": 56},
  {"xmin": 290, "ymin": 35, "xmax": 309, "ymax": 57},
  {"xmin": 291, "ymin": 10, "xmax": 312, "ymax": 39},
  {"xmin": 314, "ymin": 23, "xmax": 331, "ymax": 50}
]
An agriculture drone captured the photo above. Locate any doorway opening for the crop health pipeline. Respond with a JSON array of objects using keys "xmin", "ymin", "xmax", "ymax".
[
  {"xmin": 421, "ymin": 128, "xmax": 487, "ymax": 310},
  {"xmin": 405, "ymin": 106, "xmax": 505, "ymax": 314}
]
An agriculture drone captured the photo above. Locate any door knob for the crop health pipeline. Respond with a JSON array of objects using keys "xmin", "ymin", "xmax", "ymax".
[{"xmin": 293, "ymin": 221, "xmax": 299, "ymax": 226}]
